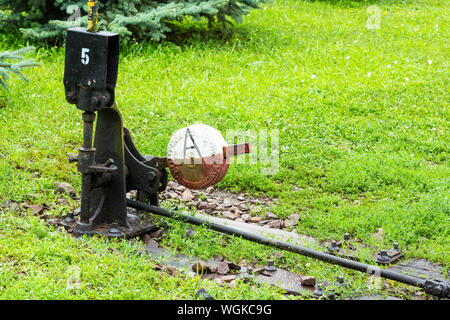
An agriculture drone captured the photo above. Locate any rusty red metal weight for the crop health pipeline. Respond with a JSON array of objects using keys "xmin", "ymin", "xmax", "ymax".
[{"xmin": 166, "ymin": 124, "xmax": 250, "ymax": 189}]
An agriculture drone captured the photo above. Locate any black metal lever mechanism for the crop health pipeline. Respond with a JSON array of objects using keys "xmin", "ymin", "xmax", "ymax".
[
  {"xmin": 57, "ymin": 2, "xmax": 449, "ymax": 298},
  {"xmin": 62, "ymin": 26, "xmax": 167, "ymax": 238}
]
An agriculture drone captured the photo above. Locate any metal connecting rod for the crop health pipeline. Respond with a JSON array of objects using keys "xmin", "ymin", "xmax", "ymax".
[
  {"xmin": 78, "ymin": 111, "xmax": 96, "ymax": 226},
  {"xmin": 127, "ymin": 198, "xmax": 450, "ymax": 299}
]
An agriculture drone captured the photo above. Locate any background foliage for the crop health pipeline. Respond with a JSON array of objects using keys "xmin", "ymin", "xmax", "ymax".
[
  {"xmin": 0, "ymin": 0, "xmax": 261, "ymax": 43},
  {"xmin": 0, "ymin": 47, "xmax": 39, "ymax": 95}
]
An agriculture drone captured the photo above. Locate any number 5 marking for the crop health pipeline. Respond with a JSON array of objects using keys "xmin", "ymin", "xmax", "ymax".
[{"xmin": 81, "ymin": 48, "xmax": 90, "ymax": 65}]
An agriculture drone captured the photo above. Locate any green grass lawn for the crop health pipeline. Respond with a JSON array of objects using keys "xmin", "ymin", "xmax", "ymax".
[{"xmin": 0, "ymin": 0, "xmax": 448, "ymax": 299}]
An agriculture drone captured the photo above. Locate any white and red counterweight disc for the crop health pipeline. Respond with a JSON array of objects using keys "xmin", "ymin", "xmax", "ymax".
[{"xmin": 166, "ymin": 124, "xmax": 249, "ymax": 190}]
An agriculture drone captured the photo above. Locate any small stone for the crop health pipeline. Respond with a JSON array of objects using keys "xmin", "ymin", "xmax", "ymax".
[
  {"xmin": 142, "ymin": 234, "xmax": 151, "ymax": 243},
  {"xmin": 207, "ymin": 264, "xmax": 218, "ymax": 274},
  {"xmin": 54, "ymin": 182, "xmax": 76, "ymax": 197},
  {"xmin": 198, "ymin": 201, "xmax": 208, "ymax": 209},
  {"xmin": 241, "ymin": 214, "xmax": 251, "ymax": 222},
  {"xmin": 267, "ymin": 220, "xmax": 283, "ymax": 229},
  {"xmin": 205, "ymin": 186, "xmax": 214, "ymax": 193},
  {"xmin": 237, "ymin": 195, "xmax": 245, "ymax": 201},
  {"xmin": 192, "ymin": 260, "xmax": 209, "ymax": 274},
  {"xmin": 168, "ymin": 192, "xmax": 178, "ymax": 199},
  {"xmin": 300, "ymin": 276, "xmax": 316, "ymax": 287},
  {"xmin": 258, "ymin": 220, "xmax": 271, "ymax": 225},
  {"xmin": 214, "ymin": 255, "xmax": 224, "ymax": 262},
  {"xmin": 231, "ymin": 207, "xmax": 242, "ymax": 215},
  {"xmin": 217, "ymin": 262, "xmax": 230, "ymax": 275},
  {"xmin": 238, "ymin": 203, "xmax": 249, "ymax": 211},
  {"xmin": 250, "ymin": 216, "xmax": 264, "ymax": 223},
  {"xmin": 288, "ymin": 214, "xmax": 300, "ymax": 223},
  {"xmin": 221, "ymin": 211, "xmax": 236, "ymax": 220},
  {"xmin": 22, "ymin": 203, "xmax": 45, "ymax": 216},
  {"xmin": 220, "ymin": 275, "xmax": 236, "ymax": 283},
  {"xmin": 180, "ymin": 189, "xmax": 195, "ymax": 202},
  {"xmin": 153, "ymin": 264, "xmax": 163, "ymax": 271},
  {"xmin": 223, "ymin": 198, "xmax": 233, "ymax": 207},
  {"xmin": 265, "ymin": 211, "xmax": 278, "ymax": 219},
  {"xmin": 284, "ymin": 219, "xmax": 296, "ymax": 228},
  {"xmin": 175, "ymin": 185, "xmax": 186, "ymax": 192},
  {"xmin": 166, "ymin": 266, "xmax": 178, "ymax": 276},
  {"xmin": 167, "ymin": 180, "xmax": 178, "ymax": 189},
  {"xmin": 146, "ymin": 239, "xmax": 159, "ymax": 248}
]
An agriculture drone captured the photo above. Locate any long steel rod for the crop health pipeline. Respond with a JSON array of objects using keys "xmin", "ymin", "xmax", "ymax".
[
  {"xmin": 79, "ymin": 112, "xmax": 96, "ymax": 225},
  {"xmin": 126, "ymin": 198, "xmax": 449, "ymax": 298}
]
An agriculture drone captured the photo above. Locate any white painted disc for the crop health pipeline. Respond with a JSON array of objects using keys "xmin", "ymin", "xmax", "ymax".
[{"xmin": 167, "ymin": 124, "xmax": 226, "ymax": 162}]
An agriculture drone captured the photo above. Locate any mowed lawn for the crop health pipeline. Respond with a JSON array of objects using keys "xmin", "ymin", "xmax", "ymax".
[{"xmin": 0, "ymin": 0, "xmax": 448, "ymax": 299}]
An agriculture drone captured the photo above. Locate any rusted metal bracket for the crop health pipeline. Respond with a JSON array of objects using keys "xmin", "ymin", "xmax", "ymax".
[
  {"xmin": 326, "ymin": 234, "xmax": 359, "ymax": 261},
  {"xmin": 374, "ymin": 243, "xmax": 403, "ymax": 265},
  {"xmin": 326, "ymin": 235, "xmax": 403, "ymax": 266},
  {"xmin": 254, "ymin": 264, "xmax": 316, "ymax": 296}
]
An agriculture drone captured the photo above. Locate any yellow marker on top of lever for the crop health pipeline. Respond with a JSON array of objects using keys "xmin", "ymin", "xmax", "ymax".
[{"xmin": 87, "ymin": 0, "xmax": 99, "ymax": 33}]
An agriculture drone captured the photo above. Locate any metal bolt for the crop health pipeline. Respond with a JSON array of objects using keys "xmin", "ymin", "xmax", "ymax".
[
  {"xmin": 90, "ymin": 96, "xmax": 99, "ymax": 106},
  {"xmin": 109, "ymin": 223, "xmax": 120, "ymax": 234},
  {"xmin": 64, "ymin": 211, "xmax": 75, "ymax": 223},
  {"xmin": 377, "ymin": 250, "xmax": 390, "ymax": 263},
  {"xmin": 328, "ymin": 240, "xmax": 339, "ymax": 253},
  {"xmin": 104, "ymin": 158, "xmax": 114, "ymax": 167},
  {"xmin": 196, "ymin": 288, "xmax": 214, "ymax": 300},
  {"xmin": 393, "ymin": 242, "xmax": 399, "ymax": 251},
  {"xmin": 66, "ymin": 91, "xmax": 76, "ymax": 102},
  {"xmin": 68, "ymin": 155, "xmax": 78, "ymax": 163},
  {"xmin": 240, "ymin": 267, "xmax": 255, "ymax": 282},
  {"xmin": 265, "ymin": 260, "xmax": 276, "ymax": 272},
  {"xmin": 313, "ymin": 284, "xmax": 324, "ymax": 297}
]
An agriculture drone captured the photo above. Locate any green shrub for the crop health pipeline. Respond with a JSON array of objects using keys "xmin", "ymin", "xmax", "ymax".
[
  {"xmin": 0, "ymin": 0, "xmax": 261, "ymax": 43},
  {"xmin": 0, "ymin": 47, "xmax": 39, "ymax": 95}
]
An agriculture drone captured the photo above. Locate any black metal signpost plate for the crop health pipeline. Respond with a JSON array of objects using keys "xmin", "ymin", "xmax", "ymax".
[
  {"xmin": 64, "ymin": 27, "xmax": 119, "ymax": 90},
  {"xmin": 64, "ymin": 27, "xmax": 119, "ymax": 111}
]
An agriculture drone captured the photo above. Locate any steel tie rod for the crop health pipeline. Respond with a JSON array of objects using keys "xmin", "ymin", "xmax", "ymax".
[{"xmin": 126, "ymin": 198, "xmax": 450, "ymax": 299}]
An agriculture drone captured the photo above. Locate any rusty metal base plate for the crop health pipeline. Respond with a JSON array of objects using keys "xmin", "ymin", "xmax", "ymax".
[
  {"xmin": 49, "ymin": 212, "xmax": 157, "ymax": 239},
  {"xmin": 374, "ymin": 250, "xmax": 403, "ymax": 265},
  {"xmin": 388, "ymin": 259, "xmax": 449, "ymax": 282},
  {"xmin": 255, "ymin": 269, "xmax": 315, "ymax": 296}
]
